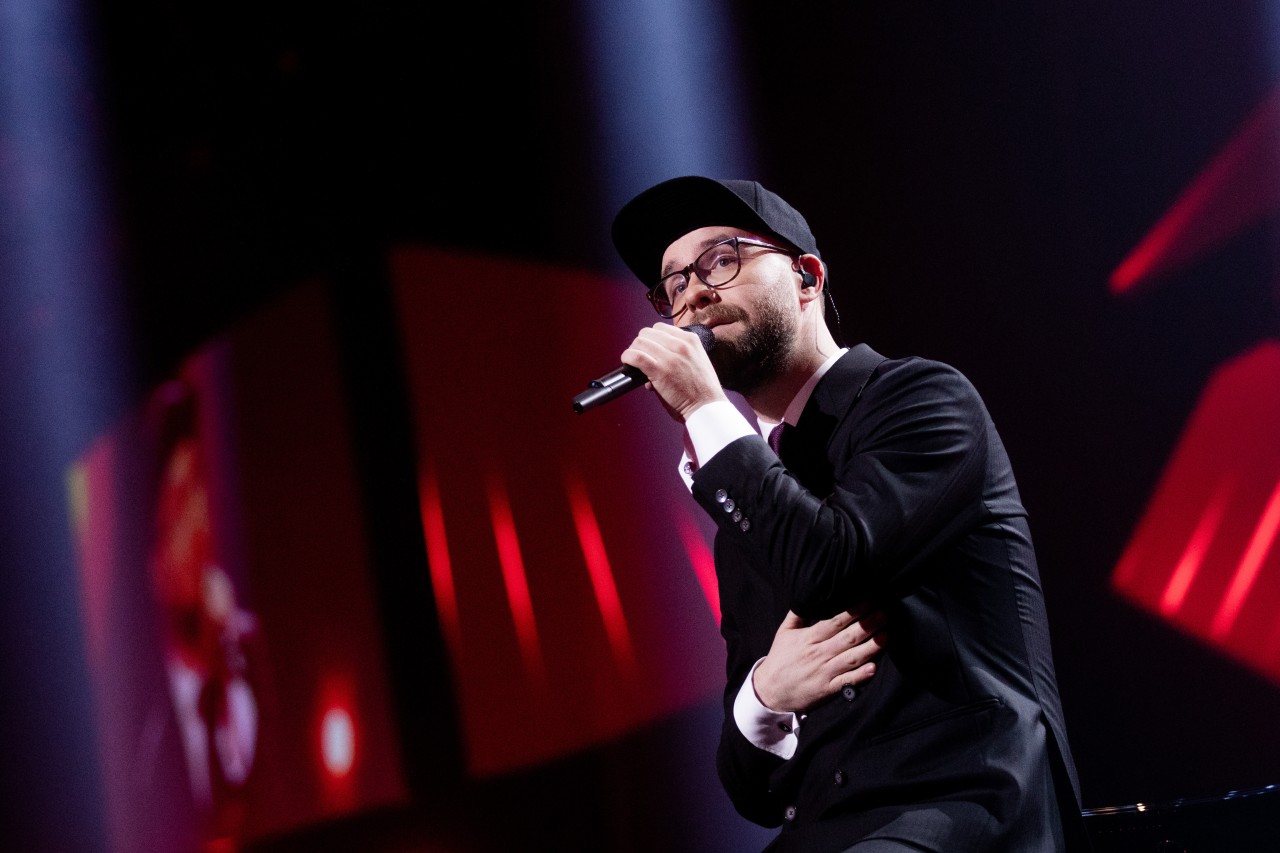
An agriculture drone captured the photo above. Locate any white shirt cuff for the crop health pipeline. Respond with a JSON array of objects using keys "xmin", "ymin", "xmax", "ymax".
[
  {"xmin": 686, "ymin": 401, "xmax": 756, "ymax": 471},
  {"xmin": 733, "ymin": 658, "xmax": 801, "ymax": 760}
]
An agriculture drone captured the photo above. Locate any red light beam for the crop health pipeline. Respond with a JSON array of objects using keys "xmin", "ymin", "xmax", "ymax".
[
  {"xmin": 1210, "ymin": 478, "xmax": 1280, "ymax": 641},
  {"xmin": 1110, "ymin": 85, "xmax": 1280, "ymax": 294},
  {"xmin": 1160, "ymin": 478, "xmax": 1235, "ymax": 617},
  {"xmin": 418, "ymin": 462, "xmax": 463, "ymax": 663},
  {"xmin": 487, "ymin": 473, "xmax": 548, "ymax": 688},
  {"xmin": 676, "ymin": 513, "xmax": 720, "ymax": 626},
  {"xmin": 564, "ymin": 471, "xmax": 638, "ymax": 678}
]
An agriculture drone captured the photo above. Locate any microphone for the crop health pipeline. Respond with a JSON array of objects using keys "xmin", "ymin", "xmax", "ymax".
[{"xmin": 573, "ymin": 324, "xmax": 716, "ymax": 413}]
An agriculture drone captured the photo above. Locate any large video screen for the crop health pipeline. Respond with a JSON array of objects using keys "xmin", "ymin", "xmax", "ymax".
[
  {"xmin": 390, "ymin": 245, "xmax": 729, "ymax": 777},
  {"xmin": 67, "ymin": 281, "xmax": 408, "ymax": 852}
]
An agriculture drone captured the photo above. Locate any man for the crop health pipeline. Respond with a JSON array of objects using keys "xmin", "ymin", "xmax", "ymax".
[{"xmin": 611, "ymin": 176, "xmax": 1088, "ymax": 851}]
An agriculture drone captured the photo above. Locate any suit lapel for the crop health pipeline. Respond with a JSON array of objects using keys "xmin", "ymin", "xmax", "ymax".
[{"xmin": 783, "ymin": 344, "xmax": 887, "ymax": 495}]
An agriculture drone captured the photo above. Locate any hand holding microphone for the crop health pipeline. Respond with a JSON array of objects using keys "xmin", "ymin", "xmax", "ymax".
[{"xmin": 573, "ymin": 323, "xmax": 717, "ymax": 414}]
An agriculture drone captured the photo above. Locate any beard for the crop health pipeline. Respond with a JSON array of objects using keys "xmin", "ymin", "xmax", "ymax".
[{"xmin": 703, "ymin": 296, "xmax": 796, "ymax": 396}]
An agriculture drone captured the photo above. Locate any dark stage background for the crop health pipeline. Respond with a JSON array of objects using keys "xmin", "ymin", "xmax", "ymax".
[{"xmin": 3, "ymin": 1, "xmax": 1280, "ymax": 851}]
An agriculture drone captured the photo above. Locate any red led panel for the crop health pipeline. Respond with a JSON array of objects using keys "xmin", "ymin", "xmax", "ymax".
[
  {"xmin": 1112, "ymin": 342, "xmax": 1280, "ymax": 682},
  {"xmin": 392, "ymin": 246, "xmax": 727, "ymax": 777}
]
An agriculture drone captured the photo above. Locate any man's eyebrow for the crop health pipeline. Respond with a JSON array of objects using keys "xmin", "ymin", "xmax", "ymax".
[{"xmin": 660, "ymin": 233, "xmax": 735, "ymax": 279}]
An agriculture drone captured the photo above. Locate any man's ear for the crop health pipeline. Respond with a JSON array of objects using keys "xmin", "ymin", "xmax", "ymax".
[{"xmin": 795, "ymin": 254, "xmax": 825, "ymax": 302}]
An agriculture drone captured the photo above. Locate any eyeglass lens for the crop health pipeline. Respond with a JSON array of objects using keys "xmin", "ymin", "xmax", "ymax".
[{"xmin": 650, "ymin": 240, "xmax": 743, "ymax": 318}]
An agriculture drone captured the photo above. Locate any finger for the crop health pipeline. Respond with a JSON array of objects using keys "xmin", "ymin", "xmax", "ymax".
[
  {"xmin": 807, "ymin": 610, "xmax": 856, "ymax": 642},
  {"xmin": 620, "ymin": 344, "xmax": 656, "ymax": 373},
  {"xmin": 627, "ymin": 327, "xmax": 706, "ymax": 375},
  {"xmin": 830, "ymin": 632, "xmax": 887, "ymax": 672},
  {"xmin": 815, "ymin": 615, "xmax": 869, "ymax": 651},
  {"xmin": 642, "ymin": 323, "xmax": 700, "ymax": 351},
  {"xmin": 653, "ymin": 323, "xmax": 717, "ymax": 362},
  {"xmin": 836, "ymin": 611, "xmax": 888, "ymax": 648},
  {"xmin": 622, "ymin": 335, "xmax": 681, "ymax": 375},
  {"xmin": 856, "ymin": 629, "xmax": 888, "ymax": 658},
  {"xmin": 832, "ymin": 660, "xmax": 878, "ymax": 690},
  {"xmin": 626, "ymin": 330, "xmax": 673, "ymax": 360},
  {"xmin": 830, "ymin": 621, "xmax": 868, "ymax": 649}
]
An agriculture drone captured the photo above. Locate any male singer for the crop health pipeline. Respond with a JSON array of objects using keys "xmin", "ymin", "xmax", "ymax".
[{"xmin": 610, "ymin": 176, "xmax": 1088, "ymax": 851}]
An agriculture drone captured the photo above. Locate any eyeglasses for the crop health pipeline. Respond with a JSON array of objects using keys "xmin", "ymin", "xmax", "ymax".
[{"xmin": 646, "ymin": 237, "xmax": 794, "ymax": 319}]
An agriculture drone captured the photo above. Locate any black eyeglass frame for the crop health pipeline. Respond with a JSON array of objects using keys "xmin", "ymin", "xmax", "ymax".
[{"xmin": 645, "ymin": 236, "xmax": 797, "ymax": 319}]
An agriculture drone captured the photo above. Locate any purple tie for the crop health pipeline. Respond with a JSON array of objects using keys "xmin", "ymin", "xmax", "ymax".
[{"xmin": 768, "ymin": 422, "xmax": 788, "ymax": 457}]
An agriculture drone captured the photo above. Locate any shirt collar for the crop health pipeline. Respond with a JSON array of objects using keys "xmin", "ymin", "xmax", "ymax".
[{"xmin": 756, "ymin": 348, "xmax": 848, "ymax": 435}]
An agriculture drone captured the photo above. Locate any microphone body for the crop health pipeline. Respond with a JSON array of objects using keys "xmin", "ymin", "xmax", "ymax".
[{"xmin": 573, "ymin": 324, "xmax": 715, "ymax": 413}]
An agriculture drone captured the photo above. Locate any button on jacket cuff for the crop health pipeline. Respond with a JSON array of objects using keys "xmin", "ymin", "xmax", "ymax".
[{"xmin": 733, "ymin": 658, "xmax": 801, "ymax": 760}]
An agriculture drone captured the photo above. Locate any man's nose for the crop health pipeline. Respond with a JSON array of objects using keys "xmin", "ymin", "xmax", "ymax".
[{"xmin": 687, "ymin": 279, "xmax": 719, "ymax": 311}]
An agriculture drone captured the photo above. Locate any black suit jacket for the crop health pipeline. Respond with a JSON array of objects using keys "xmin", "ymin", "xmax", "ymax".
[{"xmin": 692, "ymin": 345, "xmax": 1087, "ymax": 852}]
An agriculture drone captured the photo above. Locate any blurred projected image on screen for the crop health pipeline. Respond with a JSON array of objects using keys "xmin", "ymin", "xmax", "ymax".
[{"xmin": 68, "ymin": 283, "xmax": 406, "ymax": 853}]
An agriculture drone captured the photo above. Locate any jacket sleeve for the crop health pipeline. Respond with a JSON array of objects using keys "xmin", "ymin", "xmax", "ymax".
[
  {"xmin": 691, "ymin": 358, "xmax": 991, "ymax": 621},
  {"xmin": 716, "ymin": 708, "xmax": 788, "ymax": 826},
  {"xmin": 714, "ymin": 601, "xmax": 788, "ymax": 826}
]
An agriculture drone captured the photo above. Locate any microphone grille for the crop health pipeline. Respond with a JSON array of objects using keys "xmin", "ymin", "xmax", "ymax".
[{"xmin": 684, "ymin": 323, "xmax": 716, "ymax": 353}]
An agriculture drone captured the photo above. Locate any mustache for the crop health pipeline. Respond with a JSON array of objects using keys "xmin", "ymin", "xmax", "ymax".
[{"xmin": 695, "ymin": 304, "xmax": 749, "ymax": 326}]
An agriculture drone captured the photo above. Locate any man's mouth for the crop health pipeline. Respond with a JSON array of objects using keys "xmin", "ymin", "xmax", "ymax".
[{"xmin": 697, "ymin": 308, "xmax": 745, "ymax": 331}]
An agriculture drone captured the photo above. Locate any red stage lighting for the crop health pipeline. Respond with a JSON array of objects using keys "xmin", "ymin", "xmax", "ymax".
[{"xmin": 1112, "ymin": 343, "xmax": 1280, "ymax": 683}]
